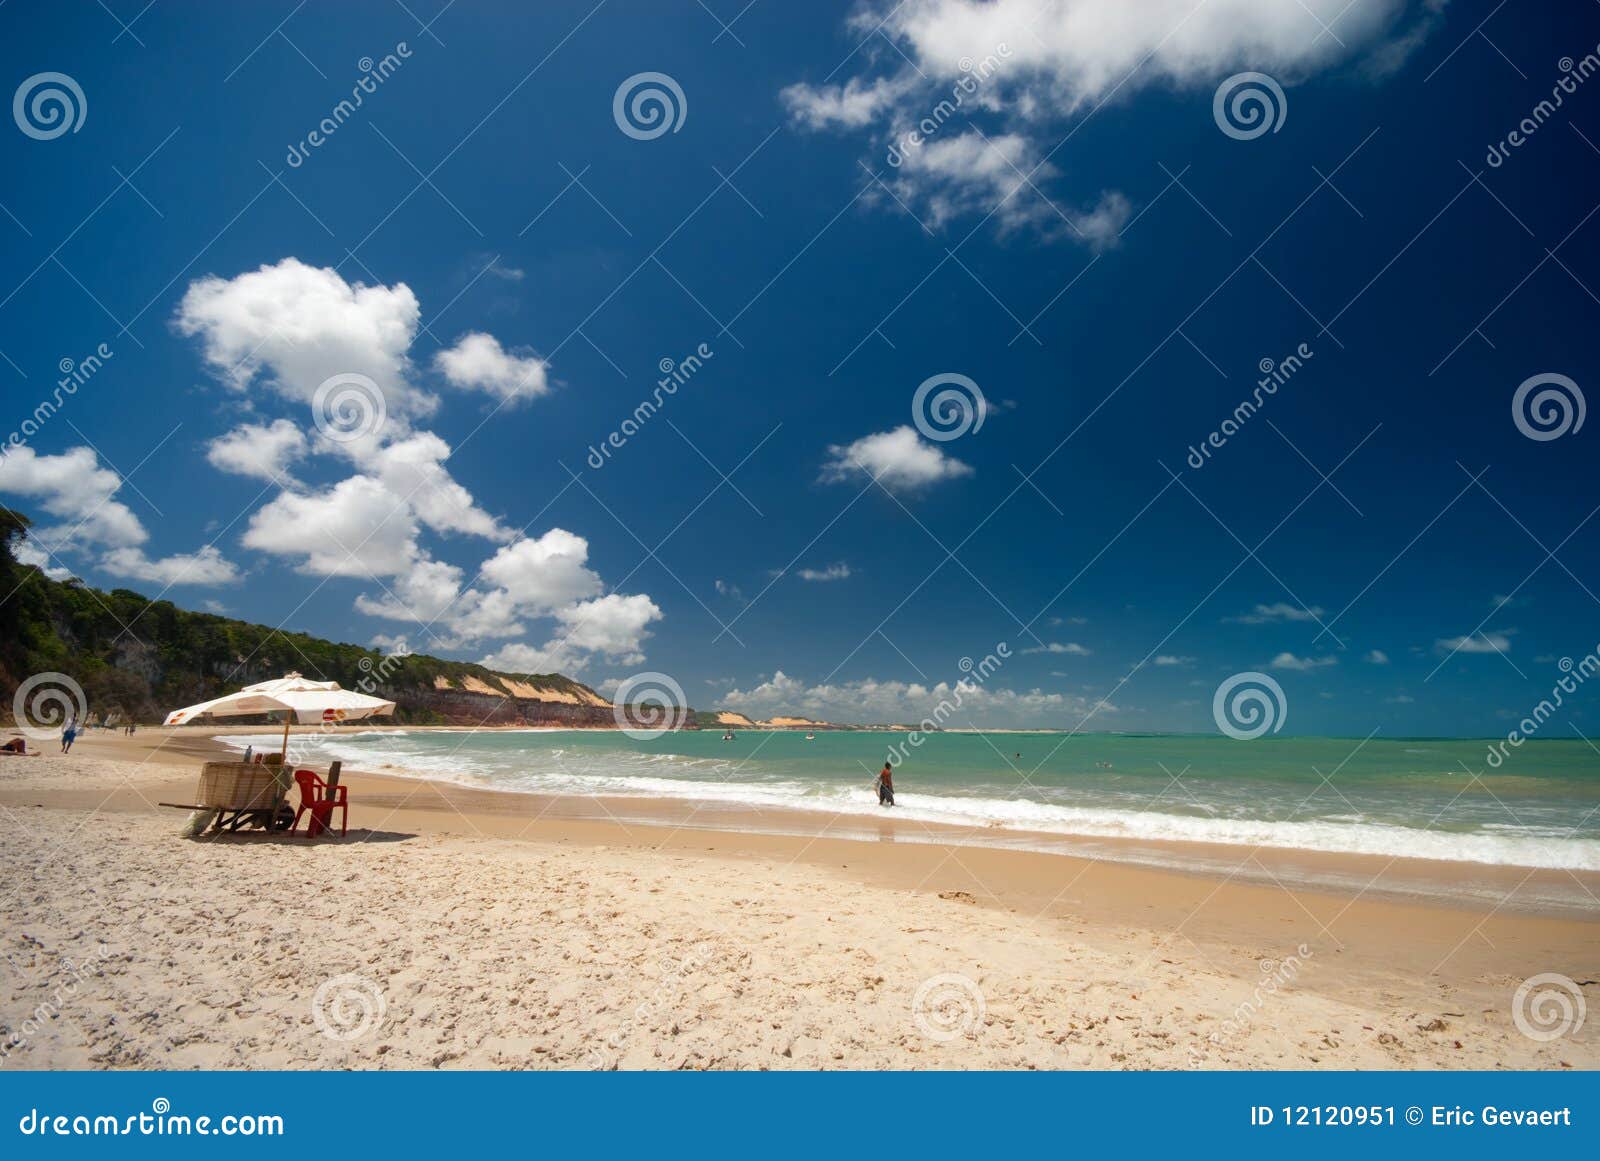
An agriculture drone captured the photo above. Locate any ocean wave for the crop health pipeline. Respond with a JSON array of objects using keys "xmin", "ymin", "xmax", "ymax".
[{"xmin": 229, "ymin": 732, "xmax": 1600, "ymax": 872}]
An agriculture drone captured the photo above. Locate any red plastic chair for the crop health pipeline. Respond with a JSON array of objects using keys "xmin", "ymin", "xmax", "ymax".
[{"xmin": 292, "ymin": 768, "xmax": 349, "ymax": 837}]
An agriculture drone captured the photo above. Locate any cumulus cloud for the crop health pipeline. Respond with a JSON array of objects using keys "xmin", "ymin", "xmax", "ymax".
[
  {"xmin": 1269, "ymin": 652, "xmax": 1338, "ymax": 671},
  {"xmin": 205, "ymin": 419, "xmax": 307, "ymax": 481},
  {"xmin": 100, "ymin": 545, "xmax": 240, "ymax": 586},
  {"xmin": 0, "ymin": 446, "xmax": 238, "ymax": 587},
  {"xmin": 176, "ymin": 257, "xmax": 430, "ymax": 419},
  {"xmin": 434, "ymin": 332, "xmax": 551, "ymax": 402},
  {"xmin": 174, "ymin": 257, "xmax": 661, "ymax": 675},
  {"xmin": 721, "ymin": 669, "xmax": 1117, "ymax": 728},
  {"xmin": 243, "ymin": 475, "xmax": 422, "ymax": 578},
  {"xmin": 1022, "ymin": 642, "xmax": 1091, "ymax": 655},
  {"xmin": 553, "ymin": 594, "xmax": 663, "ymax": 663},
  {"xmin": 1365, "ymin": 649, "xmax": 1390, "ymax": 664},
  {"xmin": 820, "ymin": 425, "xmax": 973, "ymax": 491},
  {"xmin": 0, "ymin": 446, "xmax": 145, "ymax": 548},
  {"xmin": 480, "ymin": 529, "xmax": 604, "ymax": 612},
  {"xmin": 787, "ymin": 0, "xmax": 1438, "ymax": 237},
  {"xmin": 1153, "ymin": 654, "xmax": 1194, "ymax": 666}
]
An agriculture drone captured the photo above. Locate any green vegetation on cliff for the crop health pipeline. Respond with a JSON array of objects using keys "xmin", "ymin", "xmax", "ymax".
[{"xmin": 0, "ymin": 508, "xmax": 601, "ymax": 725}]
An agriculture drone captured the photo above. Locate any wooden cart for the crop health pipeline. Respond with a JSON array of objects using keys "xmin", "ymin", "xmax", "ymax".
[{"xmin": 161, "ymin": 760, "xmax": 296, "ymax": 834}]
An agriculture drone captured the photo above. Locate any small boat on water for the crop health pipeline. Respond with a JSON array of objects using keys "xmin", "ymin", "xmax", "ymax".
[
  {"xmin": 804, "ymin": 732, "xmax": 816, "ymax": 741},
  {"xmin": 722, "ymin": 730, "xmax": 735, "ymax": 741}
]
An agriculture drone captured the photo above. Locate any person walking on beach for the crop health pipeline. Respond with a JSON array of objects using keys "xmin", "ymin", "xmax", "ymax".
[
  {"xmin": 60, "ymin": 717, "xmax": 77, "ymax": 754},
  {"xmin": 875, "ymin": 761, "xmax": 895, "ymax": 807}
]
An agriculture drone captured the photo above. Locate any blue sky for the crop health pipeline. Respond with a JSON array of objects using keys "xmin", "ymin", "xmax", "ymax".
[{"xmin": 2, "ymin": 0, "xmax": 1599, "ymax": 735}]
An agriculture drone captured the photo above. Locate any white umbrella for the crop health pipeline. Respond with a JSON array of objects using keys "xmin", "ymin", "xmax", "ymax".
[{"xmin": 164, "ymin": 672, "xmax": 397, "ymax": 758}]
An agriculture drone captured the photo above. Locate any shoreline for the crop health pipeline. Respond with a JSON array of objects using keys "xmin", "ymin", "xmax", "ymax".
[
  {"xmin": 191, "ymin": 724, "xmax": 1600, "ymax": 916},
  {"xmin": 3, "ymin": 727, "xmax": 1594, "ymax": 1068}
]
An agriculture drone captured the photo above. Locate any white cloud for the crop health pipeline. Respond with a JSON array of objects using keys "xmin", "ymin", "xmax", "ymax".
[
  {"xmin": 1436, "ymin": 631, "xmax": 1514, "ymax": 655},
  {"xmin": 205, "ymin": 419, "xmax": 307, "ymax": 481},
  {"xmin": 1023, "ymin": 642, "xmax": 1091, "ymax": 655},
  {"xmin": 888, "ymin": 130, "xmax": 1129, "ymax": 241},
  {"xmin": 721, "ymin": 669, "xmax": 1117, "ymax": 728},
  {"xmin": 434, "ymin": 332, "xmax": 550, "ymax": 402},
  {"xmin": 553, "ymin": 593, "xmax": 663, "ymax": 663},
  {"xmin": 480, "ymin": 529, "xmax": 603, "ymax": 612},
  {"xmin": 481, "ymin": 592, "xmax": 664, "ymax": 673},
  {"xmin": 354, "ymin": 432, "xmax": 510, "ymax": 542},
  {"xmin": 1386, "ymin": 693, "xmax": 1415, "ymax": 704},
  {"xmin": 788, "ymin": 1, "xmax": 1436, "ymax": 236},
  {"xmin": 820, "ymin": 425, "xmax": 973, "ymax": 491},
  {"xmin": 0, "ymin": 446, "xmax": 145, "ymax": 548},
  {"xmin": 176, "ymin": 257, "xmax": 431, "ymax": 420},
  {"xmin": 100, "ymin": 545, "xmax": 240, "ymax": 586},
  {"xmin": 174, "ymin": 258, "xmax": 660, "ymax": 677},
  {"xmin": 0, "ymin": 446, "xmax": 239, "ymax": 585},
  {"xmin": 1269, "ymin": 652, "xmax": 1338, "ymax": 671},
  {"xmin": 1153, "ymin": 654, "xmax": 1194, "ymax": 666},
  {"xmin": 1364, "ymin": 649, "xmax": 1390, "ymax": 664},
  {"xmin": 243, "ymin": 475, "xmax": 421, "ymax": 578},
  {"xmin": 797, "ymin": 562, "xmax": 852, "ymax": 582},
  {"xmin": 1227, "ymin": 601, "xmax": 1325, "ymax": 624},
  {"xmin": 353, "ymin": 557, "xmax": 465, "ymax": 623}
]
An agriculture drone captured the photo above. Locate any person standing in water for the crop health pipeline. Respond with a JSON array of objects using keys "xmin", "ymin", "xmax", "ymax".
[{"xmin": 876, "ymin": 761, "xmax": 895, "ymax": 807}]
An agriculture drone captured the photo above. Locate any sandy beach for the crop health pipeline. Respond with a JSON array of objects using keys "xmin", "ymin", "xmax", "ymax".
[{"xmin": 1, "ymin": 727, "xmax": 1595, "ymax": 1070}]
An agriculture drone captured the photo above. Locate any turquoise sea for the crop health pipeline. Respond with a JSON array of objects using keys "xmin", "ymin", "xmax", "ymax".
[{"xmin": 223, "ymin": 728, "xmax": 1600, "ymax": 875}]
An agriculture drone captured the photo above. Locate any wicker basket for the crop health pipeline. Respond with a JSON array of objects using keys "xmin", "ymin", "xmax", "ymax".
[{"xmin": 195, "ymin": 762, "xmax": 282, "ymax": 810}]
